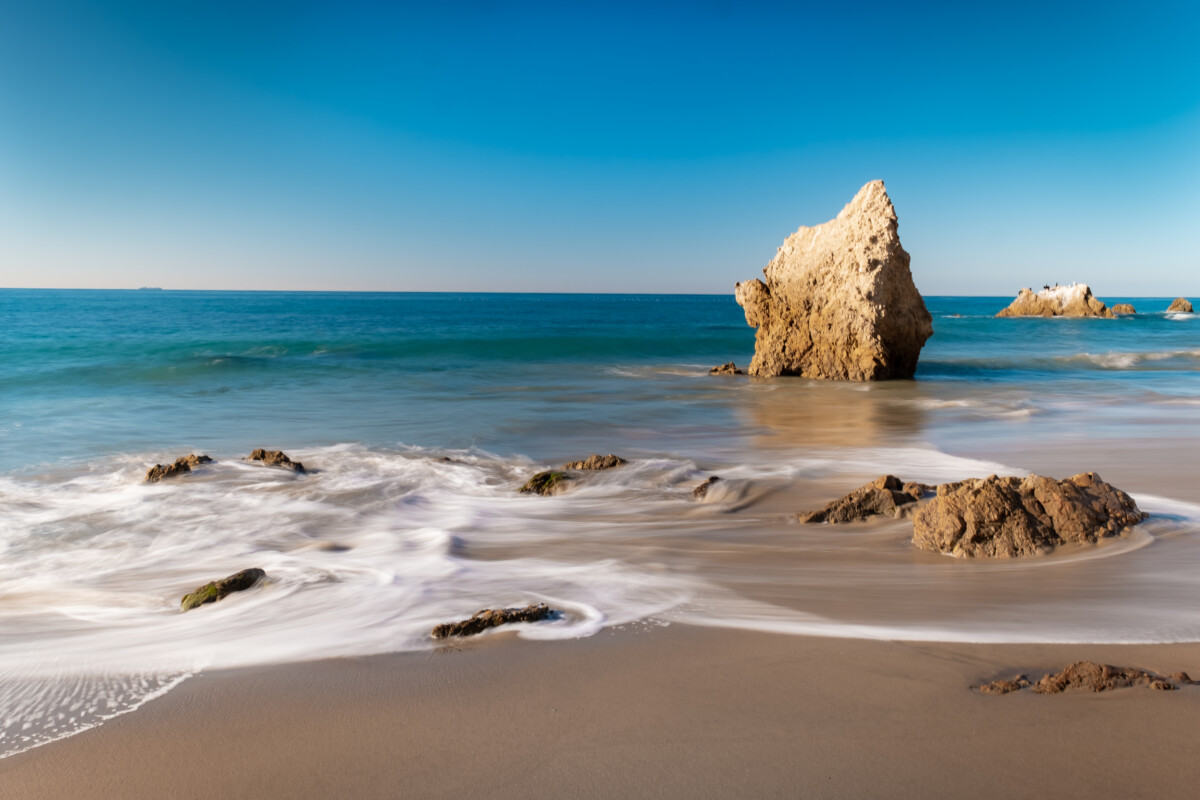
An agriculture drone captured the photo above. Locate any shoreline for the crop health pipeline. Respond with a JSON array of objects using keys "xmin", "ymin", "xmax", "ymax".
[{"xmin": 4, "ymin": 625, "xmax": 1200, "ymax": 799}]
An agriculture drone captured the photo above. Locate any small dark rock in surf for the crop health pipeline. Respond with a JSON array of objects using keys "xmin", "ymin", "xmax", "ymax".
[
  {"xmin": 432, "ymin": 603, "xmax": 554, "ymax": 639},
  {"xmin": 708, "ymin": 362, "xmax": 744, "ymax": 375},
  {"xmin": 562, "ymin": 453, "xmax": 626, "ymax": 470},
  {"xmin": 693, "ymin": 475, "xmax": 720, "ymax": 499},
  {"xmin": 248, "ymin": 448, "xmax": 306, "ymax": 473},
  {"xmin": 519, "ymin": 470, "xmax": 571, "ymax": 495},
  {"xmin": 180, "ymin": 567, "xmax": 266, "ymax": 611},
  {"xmin": 145, "ymin": 453, "xmax": 214, "ymax": 483},
  {"xmin": 797, "ymin": 475, "xmax": 924, "ymax": 523}
]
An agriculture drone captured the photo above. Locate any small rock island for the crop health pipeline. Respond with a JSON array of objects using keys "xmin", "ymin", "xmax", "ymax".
[{"xmin": 996, "ymin": 284, "xmax": 1113, "ymax": 318}]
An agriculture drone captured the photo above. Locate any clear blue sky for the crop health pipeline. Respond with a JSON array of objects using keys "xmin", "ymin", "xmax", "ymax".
[{"xmin": 1, "ymin": 0, "xmax": 1197, "ymax": 294}]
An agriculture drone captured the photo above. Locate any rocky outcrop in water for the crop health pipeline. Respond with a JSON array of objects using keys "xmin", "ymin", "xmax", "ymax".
[
  {"xmin": 432, "ymin": 602, "xmax": 554, "ymax": 638},
  {"xmin": 562, "ymin": 454, "xmax": 626, "ymax": 470},
  {"xmin": 145, "ymin": 454, "xmax": 214, "ymax": 483},
  {"xmin": 912, "ymin": 472, "xmax": 1146, "ymax": 558},
  {"xmin": 708, "ymin": 362, "xmax": 744, "ymax": 375},
  {"xmin": 797, "ymin": 475, "xmax": 929, "ymax": 523},
  {"xmin": 1167, "ymin": 297, "xmax": 1193, "ymax": 313},
  {"xmin": 995, "ymin": 284, "xmax": 1113, "ymax": 318},
  {"xmin": 734, "ymin": 181, "xmax": 932, "ymax": 380},
  {"xmin": 519, "ymin": 470, "xmax": 571, "ymax": 495},
  {"xmin": 1111, "ymin": 303, "xmax": 1136, "ymax": 315},
  {"xmin": 180, "ymin": 567, "xmax": 266, "ymax": 611},
  {"xmin": 248, "ymin": 449, "xmax": 306, "ymax": 473},
  {"xmin": 693, "ymin": 475, "xmax": 720, "ymax": 499}
]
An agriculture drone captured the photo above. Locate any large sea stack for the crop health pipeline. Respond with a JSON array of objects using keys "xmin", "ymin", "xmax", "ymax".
[
  {"xmin": 996, "ymin": 284, "xmax": 1113, "ymax": 318},
  {"xmin": 734, "ymin": 180, "xmax": 932, "ymax": 380}
]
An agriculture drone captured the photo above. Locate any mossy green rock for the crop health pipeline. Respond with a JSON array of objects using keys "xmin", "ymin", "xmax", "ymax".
[
  {"xmin": 519, "ymin": 470, "xmax": 571, "ymax": 496},
  {"xmin": 180, "ymin": 567, "xmax": 266, "ymax": 611}
]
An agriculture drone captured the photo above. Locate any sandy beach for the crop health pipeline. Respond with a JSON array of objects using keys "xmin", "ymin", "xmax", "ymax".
[{"xmin": 4, "ymin": 625, "xmax": 1199, "ymax": 799}]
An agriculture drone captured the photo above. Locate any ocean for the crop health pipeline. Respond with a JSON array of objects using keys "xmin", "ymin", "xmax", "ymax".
[{"xmin": 2, "ymin": 289, "xmax": 1200, "ymax": 755}]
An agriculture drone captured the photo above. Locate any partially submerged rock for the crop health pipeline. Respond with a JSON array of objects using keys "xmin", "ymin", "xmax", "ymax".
[
  {"xmin": 693, "ymin": 475, "xmax": 720, "ymax": 499},
  {"xmin": 734, "ymin": 180, "xmax": 932, "ymax": 380},
  {"xmin": 1167, "ymin": 297, "xmax": 1193, "ymax": 313},
  {"xmin": 248, "ymin": 449, "xmax": 306, "ymax": 473},
  {"xmin": 797, "ymin": 475, "xmax": 927, "ymax": 523},
  {"xmin": 708, "ymin": 362, "xmax": 744, "ymax": 376},
  {"xmin": 912, "ymin": 472, "xmax": 1146, "ymax": 558},
  {"xmin": 145, "ymin": 454, "xmax": 214, "ymax": 483},
  {"xmin": 1111, "ymin": 303, "xmax": 1137, "ymax": 315},
  {"xmin": 995, "ymin": 284, "xmax": 1114, "ymax": 318},
  {"xmin": 519, "ymin": 470, "xmax": 572, "ymax": 496},
  {"xmin": 180, "ymin": 567, "xmax": 266, "ymax": 611},
  {"xmin": 432, "ymin": 602, "xmax": 554, "ymax": 639},
  {"xmin": 1034, "ymin": 662, "xmax": 1177, "ymax": 694},
  {"xmin": 562, "ymin": 454, "xmax": 626, "ymax": 470}
]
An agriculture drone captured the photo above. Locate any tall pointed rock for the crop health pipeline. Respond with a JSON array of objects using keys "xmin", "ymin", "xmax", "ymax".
[{"xmin": 735, "ymin": 181, "xmax": 932, "ymax": 380}]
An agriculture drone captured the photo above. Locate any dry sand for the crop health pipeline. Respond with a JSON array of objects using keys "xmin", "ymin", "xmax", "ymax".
[{"xmin": 3, "ymin": 625, "xmax": 1199, "ymax": 799}]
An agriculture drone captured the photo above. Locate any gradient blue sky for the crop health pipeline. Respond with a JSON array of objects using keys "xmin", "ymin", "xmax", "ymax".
[{"xmin": 1, "ymin": 0, "xmax": 1197, "ymax": 294}]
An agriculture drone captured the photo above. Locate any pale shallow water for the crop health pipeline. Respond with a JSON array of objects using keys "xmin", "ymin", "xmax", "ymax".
[{"xmin": 2, "ymin": 290, "xmax": 1199, "ymax": 756}]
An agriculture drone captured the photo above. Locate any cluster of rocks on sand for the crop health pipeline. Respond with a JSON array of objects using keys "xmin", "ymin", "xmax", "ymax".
[
  {"xmin": 798, "ymin": 472, "xmax": 1146, "ymax": 559},
  {"xmin": 980, "ymin": 662, "xmax": 1193, "ymax": 695},
  {"xmin": 733, "ymin": 181, "xmax": 932, "ymax": 380},
  {"xmin": 144, "ymin": 449, "xmax": 307, "ymax": 483}
]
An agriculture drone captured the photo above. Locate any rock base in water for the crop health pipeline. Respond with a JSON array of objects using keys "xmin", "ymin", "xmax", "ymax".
[
  {"xmin": 562, "ymin": 454, "xmax": 626, "ymax": 470},
  {"xmin": 1111, "ymin": 303, "xmax": 1137, "ymax": 315},
  {"xmin": 797, "ymin": 476, "xmax": 929, "ymax": 523},
  {"xmin": 248, "ymin": 449, "xmax": 306, "ymax": 473},
  {"xmin": 519, "ymin": 470, "xmax": 571, "ymax": 495},
  {"xmin": 432, "ymin": 603, "xmax": 554, "ymax": 638},
  {"xmin": 181, "ymin": 567, "xmax": 266, "ymax": 611},
  {"xmin": 145, "ymin": 454, "xmax": 214, "ymax": 483},
  {"xmin": 735, "ymin": 180, "xmax": 932, "ymax": 380},
  {"xmin": 1167, "ymin": 297, "xmax": 1194, "ymax": 313},
  {"xmin": 708, "ymin": 362, "xmax": 744, "ymax": 375},
  {"xmin": 912, "ymin": 472, "xmax": 1146, "ymax": 558},
  {"xmin": 995, "ymin": 284, "xmax": 1113, "ymax": 318},
  {"xmin": 693, "ymin": 475, "xmax": 720, "ymax": 499}
]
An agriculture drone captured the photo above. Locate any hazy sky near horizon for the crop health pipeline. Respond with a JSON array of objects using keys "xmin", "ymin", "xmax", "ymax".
[{"xmin": 1, "ymin": 0, "xmax": 1198, "ymax": 295}]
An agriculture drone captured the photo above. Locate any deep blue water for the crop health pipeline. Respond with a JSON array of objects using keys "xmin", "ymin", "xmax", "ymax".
[{"xmin": 1, "ymin": 290, "xmax": 1198, "ymax": 472}]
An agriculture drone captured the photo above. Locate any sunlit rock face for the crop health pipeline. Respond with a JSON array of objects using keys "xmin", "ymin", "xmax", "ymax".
[
  {"xmin": 735, "ymin": 180, "xmax": 932, "ymax": 380},
  {"xmin": 996, "ymin": 284, "xmax": 1113, "ymax": 318}
]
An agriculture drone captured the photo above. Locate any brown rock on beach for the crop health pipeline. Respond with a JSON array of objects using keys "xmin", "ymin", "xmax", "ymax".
[
  {"xmin": 995, "ymin": 284, "xmax": 1114, "ymax": 318},
  {"xmin": 734, "ymin": 180, "xmax": 932, "ymax": 380},
  {"xmin": 912, "ymin": 472, "xmax": 1147, "ymax": 558},
  {"xmin": 797, "ymin": 475, "xmax": 925, "ymax": 523},
  {"xmin": 708, "ymin": 362, "xmax": 743, "ymax": 375},
  {"xmin": 1033, "ymin": 662, "xmax": 1176, "ymax": 694},
  {"xmin": 431, "ymin": 603, "xmax": 554, "ymax": 639},
  {"xmin": 144, "ymin": 453, "xmax": 214, "ymax": 483},
  {"xmin": 562, "ymin": 454, "xmax": 626, "ymax": 470}
]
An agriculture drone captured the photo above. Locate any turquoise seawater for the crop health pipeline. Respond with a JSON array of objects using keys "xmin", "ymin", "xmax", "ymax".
[
  {"xmin": 2, "ymin": 289, "xmax": 1200, "ymax": 757},
  {"xmin": 2, "ymin": 290, "xmax": 1198, "ymax": 472}
]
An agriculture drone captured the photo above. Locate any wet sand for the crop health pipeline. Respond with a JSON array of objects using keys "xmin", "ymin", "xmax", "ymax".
[{"xmin": 4, "ymin": 625, "xmax": 1199, "ymax": 799}]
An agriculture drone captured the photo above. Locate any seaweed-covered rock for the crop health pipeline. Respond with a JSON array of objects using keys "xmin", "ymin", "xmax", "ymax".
[
  {"xmin": 1167, "ymin": 297, "xmax": 1194, "ymax": 313},
  {"xmin": 797, "ymin": 475, "xmax": 925, "ymax": 523},
  {"xmin": 145, "ymin": 454, "xmax": 214, "ymax": 483},
  {"xmin": 432, "ymin": 603, "xmax": 554, "ymax": 638},
  {"xmin": 248, "ymin": 449, "xmax": 306, "ymax": 473},
  {"xmin": 562, "ymin": 454, "xmax": 626, "ymax": 470},
  {"xmin": 996, "ymin": 284, "xmax": 1114, "ymax": 318},
  {"xmin": 708, "ymin": 362, "xmax": 744, "ymax": 375},
  {"xmin": 693, "ymin": 475, "xmax": 720, "ymax": 499},
  {"xmin": 180, "ymin": 567, "xmax": 266, "ymax": 611},
  {"xmin": 912, "ymin": 472, "xmax": 1146, "ymax": 558},
  {"xmin": 519, "ymin": 470, "xmax": 572, "ymax": 496},
  {"xmin": 735, "ymin": 181, "xmax": 932, "ymax": 380},
  {"xmin": 1111, "ymin": 303, "xmax": 1136, "ymax": 315},
  {"xmin": 1033, "ymin": 662, "xmax": 1176, "ymax": 694}
]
